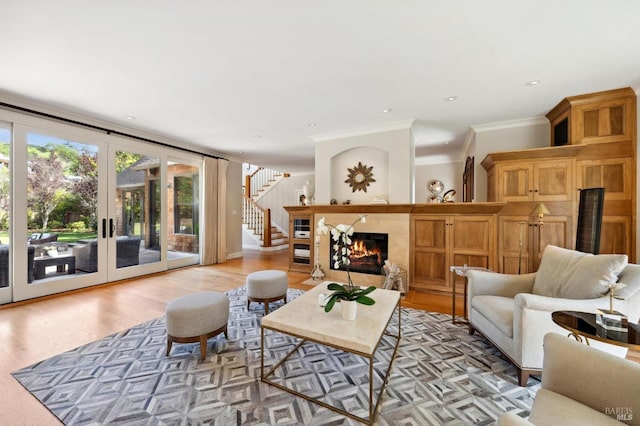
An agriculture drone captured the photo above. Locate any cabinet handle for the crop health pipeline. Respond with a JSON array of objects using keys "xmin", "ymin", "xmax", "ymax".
[{"xmin": 533, "ymin": 189, "xmax": 538, "ymax": 193}]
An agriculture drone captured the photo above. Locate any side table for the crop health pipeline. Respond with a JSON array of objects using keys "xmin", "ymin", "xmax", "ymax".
[
  {"xmin": 552, "ymin": 310, "xmax": 640, "ymax": 351},
  {"xmin": 450, "ymin": 265, "xmax": 490, "ymax": 325}
]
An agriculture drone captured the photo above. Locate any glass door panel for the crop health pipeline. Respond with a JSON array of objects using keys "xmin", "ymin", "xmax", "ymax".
[
  {"xmin": 13, "ymin": 128, "xmax": 107, "ymax": 302},
  {"xmin": 26, "ymin": 132, "xmax": 100, "ymax": 281},
  {"xmin": 0, "ymin": 122, "xmax": 11, "ymax": 304},
  {"xmin": 110, "ymin": 149, "xmax": 164, "ymax": 279},
  {"xmin": 167, "ymin": 160, "xmax": 200, "ymax": 268}
]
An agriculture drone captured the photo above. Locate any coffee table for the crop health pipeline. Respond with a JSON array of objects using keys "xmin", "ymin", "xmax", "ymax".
[
  {"xmin": 260, "ymin": 282, "xmax": 401, "ymax": 425},
  {"xmin": 34, "ymin": 253, "xmax": 76, "ymax": 279}
]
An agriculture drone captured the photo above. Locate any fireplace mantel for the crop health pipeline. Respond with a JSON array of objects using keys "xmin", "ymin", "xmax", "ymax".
[
  {"xmin": 284, "ymin": 203, "xmax": 506, "ymax": 289},
  {"xmin": 284, "ymin": 202, "xmax": 506, "ymax": 215}
]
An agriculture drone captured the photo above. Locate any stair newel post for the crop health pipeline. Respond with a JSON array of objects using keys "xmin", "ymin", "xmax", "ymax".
[
  {"xmin": 245, "ymin": 175, "xmax": 251, "ymax": 198},
  {"xmin": 263, "ymin": 208, "xmax": 272, "ymax": 247}
]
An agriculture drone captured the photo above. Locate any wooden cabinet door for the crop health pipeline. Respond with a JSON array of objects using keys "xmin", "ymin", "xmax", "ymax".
[
  {"xmin": 599, "ymin": 216, "xmax": 631, "ymax": 255},
  {"xmin": 498, "ymin": 215, "xmax": 572, "ymax": 273},
  {"xmin": 497, "ymin": 163, "xmax": 533, "ymax": 202},
  {"xmin": 576, "ymin": 157, "xmax": 633, "ymax": 201},
  {"xmin": 449, "ymin": 215, "xmax": 493, "ymax": 271},
  {"xmin": 533, "ymin": 159, "xmax": 573, "ymax": 201},
  {"xmin": 573, "ymin": 97, "xmax": 634, "ymax": 145},
  {"xmin": 498, "ymin": 216, "xmax": 530, "ymax": 274},
  {"xmin": 531, "ymin": 215, "xmax": 573, "ymax": 271},
  {"xmin": 411, "ymin": 215, "xmax": 448, "ymax": 291}
]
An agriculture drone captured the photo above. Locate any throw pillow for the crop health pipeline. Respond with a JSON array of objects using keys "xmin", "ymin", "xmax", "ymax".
[
  {"xmin": 532, "ymin": 245, "xmax": 627, "ymax": 299},
  {"xmin": 614, "ymin": 264, "xmax": 640, "ymax": 301}
]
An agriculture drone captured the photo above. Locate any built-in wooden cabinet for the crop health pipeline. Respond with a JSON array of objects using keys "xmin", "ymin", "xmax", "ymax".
[
  {"xmin": 411, "ymin": 214, "xmax": 495, "ymax": 293},
  {"xmin": 490, "ymin": 159, "xmax": 574, "ymax": 203},
  {"xmin": 498, "ymin": 214, "xmax": 572, "ymax": 274},
  {"xmin": 484, "ymin": 87, "xmax": 636, "ymax": 267},
  {"xmin": 288, "ymin": 212, "xmax": 314, "ymax": 272},
  {"xmin": 576, "ymin": 156, "xmax": 633, "ymax": 201},
  {"xmin": 546, "ymin": 87, "xmax": 636, "ymax": 147}
]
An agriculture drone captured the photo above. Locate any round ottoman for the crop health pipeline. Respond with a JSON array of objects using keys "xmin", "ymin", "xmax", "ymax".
[
  {"xmin": 246, "ymin": 270, "xmax": 288, "ymax": 315},
  {"xmin": 165, "ymin": 291, "xmax": 229, "ymax": 360}
]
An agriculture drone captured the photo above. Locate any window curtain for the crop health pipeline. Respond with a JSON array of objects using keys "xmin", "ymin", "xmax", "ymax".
[{"xmin": 201, "ymin": 157, "xmax": 228, "ymax": 265}]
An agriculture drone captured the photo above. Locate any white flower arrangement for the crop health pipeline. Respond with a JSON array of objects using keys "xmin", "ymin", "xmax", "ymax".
[{"xmin": 316, "ymin": 215, "xmax": 375, "ymax": 313}]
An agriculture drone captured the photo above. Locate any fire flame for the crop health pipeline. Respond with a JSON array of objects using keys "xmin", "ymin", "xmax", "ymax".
[{"xmin": 350, "ymin": 239, "xmax": 381, "ymax": 262}]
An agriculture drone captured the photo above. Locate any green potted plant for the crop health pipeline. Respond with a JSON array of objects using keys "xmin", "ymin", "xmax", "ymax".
[{"xmin": 316, "ymin": 215, "xmax": 376, "ymax": 319}]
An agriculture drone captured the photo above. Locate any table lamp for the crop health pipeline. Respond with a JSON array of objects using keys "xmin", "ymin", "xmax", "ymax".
[{"xmin": 530, "ymin": 203, "xmax": 550, "ymax": 225}]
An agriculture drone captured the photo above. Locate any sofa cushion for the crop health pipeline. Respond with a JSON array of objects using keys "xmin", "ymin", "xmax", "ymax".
[
  {"xmin": 529, "ymin": 389, "xmax": 622, "ymax": 426},
  {"xmin": 471, "ymin": 295, "xmax": 514, "ymax": 338},
  {"xmin": 532, "ymin": 245, "xmax": 627, "ymax": 299}
]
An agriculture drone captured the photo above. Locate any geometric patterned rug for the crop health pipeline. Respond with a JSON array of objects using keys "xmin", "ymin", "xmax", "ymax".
[{"xmin": 12, "ymin": 287, "xmax": 539, "ymax": 425}]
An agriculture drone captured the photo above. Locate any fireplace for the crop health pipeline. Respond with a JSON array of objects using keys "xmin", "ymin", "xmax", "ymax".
[{"xmin": 330, "ymin": 232, "xmax": 388, "ymax": 275}]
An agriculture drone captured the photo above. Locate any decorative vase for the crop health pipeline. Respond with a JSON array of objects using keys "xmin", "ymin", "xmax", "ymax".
[
  {"xmin": 302, "ymin": 180, "xmax": 314, "ymax": 205},
  {"xmin": 341, "ymin": 300, "xmax": 357, "ymax": 320}
]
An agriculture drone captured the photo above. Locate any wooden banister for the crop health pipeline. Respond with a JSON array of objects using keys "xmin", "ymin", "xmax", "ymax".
[{"xmin": 242, "ymin": 195, "xmax": 272, "ymax": 246}]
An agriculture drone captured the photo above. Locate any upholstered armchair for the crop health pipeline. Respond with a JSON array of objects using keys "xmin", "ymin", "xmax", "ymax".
[
  {"xmin": 0, "ymin": 245, "xmax": 35, "ymax": 285},
  {"xmin": 467, "ymin": 245, "xmax": 640, "ymax": 386},
  {"xmin": 498, "ymin": 333, "xmax": 640, "ymax": 425}
]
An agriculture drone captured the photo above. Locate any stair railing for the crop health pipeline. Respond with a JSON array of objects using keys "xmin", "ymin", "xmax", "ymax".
[
  {"xmin": 242, "ymin": 195, "xmax": 272, "ymax": 246},
  {"xmin": 245, "ymin": 167, "xmax": 279, "ymax": 199}
]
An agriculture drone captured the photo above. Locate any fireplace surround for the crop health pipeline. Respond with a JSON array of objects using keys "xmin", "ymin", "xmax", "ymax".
[{"xmin": 330, "ymin": 232, "xmax": 388, "ymax": 275}]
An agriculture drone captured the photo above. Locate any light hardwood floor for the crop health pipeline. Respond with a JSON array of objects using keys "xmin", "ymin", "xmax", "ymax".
[{"xmin": 0, "ymin": 249, "xmax": 460, "ymax": 424}]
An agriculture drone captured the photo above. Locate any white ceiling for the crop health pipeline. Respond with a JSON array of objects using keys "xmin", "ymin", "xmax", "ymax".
[{"xmin": 2, "ymin": 1, "xmax": 640, "ymax": 173}]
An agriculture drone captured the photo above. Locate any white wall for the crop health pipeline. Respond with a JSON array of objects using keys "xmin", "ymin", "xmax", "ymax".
[
  {"xmin": 330, "ymin": 147, "xmax": 389, "ymax": 204},
  {"xmin": 415, "ymin": 161, "xmax": 463, "ymax": 203},
  {"xmin": 472, "ymin": 118, "xmax": 550, "ymax": 201},
  {"xmin": 258, "ymin": 173, "xmax": 314, "ymax": 230},
  {"xmin": 314, "ymin": 124, "xmax": 414, "ymax": 204}
]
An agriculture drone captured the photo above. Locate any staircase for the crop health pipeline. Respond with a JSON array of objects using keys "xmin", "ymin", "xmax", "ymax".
[{"xmin": 242, "ymin": 166, "xmax": 289, "ymax": 250}]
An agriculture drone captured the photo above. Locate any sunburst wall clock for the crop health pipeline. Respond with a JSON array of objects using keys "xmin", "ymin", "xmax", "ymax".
[{"xmin": 345, "ymin": 161, "xmax": 375, "ymax": 192}]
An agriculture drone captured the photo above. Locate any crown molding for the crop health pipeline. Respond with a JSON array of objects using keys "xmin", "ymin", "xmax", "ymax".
[
  {"xmin": 470, "ymin": 116, "xmax": 548, "ymax": 133},
  {"xmin": 311, "ymin": 119, "xmax": 415, "ymax": 142},
  {"xmin": 0, "ymin": 89, "xmax": 226, "ymax": 159}
]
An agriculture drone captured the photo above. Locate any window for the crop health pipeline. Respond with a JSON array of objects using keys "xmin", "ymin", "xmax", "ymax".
[{"xmin": 173, "ymin": 174, "xmax": 198, "ymax": 235}]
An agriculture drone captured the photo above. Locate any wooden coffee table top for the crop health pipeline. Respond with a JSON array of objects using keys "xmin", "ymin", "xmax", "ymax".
[{"xmin": 261, "ymin": 281, "xmax": 400, "ymax": 355}]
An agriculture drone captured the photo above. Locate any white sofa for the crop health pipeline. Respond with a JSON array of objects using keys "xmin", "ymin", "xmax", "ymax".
[
  {"xmin": 498, "ymin": 333, "xmax": 640, "ymax": 426},
  {"xmin": 467, "ymin": 245, "xmax": 640, "ymax": 386}
]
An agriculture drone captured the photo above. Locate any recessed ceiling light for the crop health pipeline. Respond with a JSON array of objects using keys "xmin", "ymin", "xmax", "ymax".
[
  {"xmin": 526, "ymin": 80, "xmax": 541, "ymax": 86},
  {"xmin": 445, "ymin": 96, "xmax": 457, "ymax": 102},
  {"xmin": 126, "ymin": 115, "xmax": 136, "ymax": 120},
  {"xmin": 381, "ymin": 108, "xmax": 393, "ymax": 113},
  {"xmin": 307, "ymin": 122, "xmax": 317, "ymax": 128}
]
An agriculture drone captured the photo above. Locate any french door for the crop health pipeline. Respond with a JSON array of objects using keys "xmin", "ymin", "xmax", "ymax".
[{"xmin": 0, "ymin": 109, "xmax": 201, "ymax": 303}]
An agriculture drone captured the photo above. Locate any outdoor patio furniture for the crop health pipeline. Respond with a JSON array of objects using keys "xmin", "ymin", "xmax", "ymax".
[
  {"xmin": 73, "ymin": 236, "xmax": 141, "ymax": 272},
  {"xmin": 27, "ymin": 233, "xmax": 58, "ymax": 245},
  {"xmin": 0, "ymin": 245, "xmax": 35, "ymax": 286}
]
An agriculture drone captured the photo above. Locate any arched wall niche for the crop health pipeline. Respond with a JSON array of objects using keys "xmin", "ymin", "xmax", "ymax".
[
  {"xmin": 330, "ymin": 147, "xmax": 389, "ymax": 204},
  {"xmin": 313, "ymin": 124, "xmax": 413, "ymax": 204}
]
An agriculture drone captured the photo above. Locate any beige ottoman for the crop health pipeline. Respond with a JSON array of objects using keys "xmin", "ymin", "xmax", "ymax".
[
  {"xmin": 165, "ymin": 291, "xmax": 229, "ymax": 360},
  {"xmin": 246, "ymin": 270, "xmax": 288, "ymax": 315}
]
